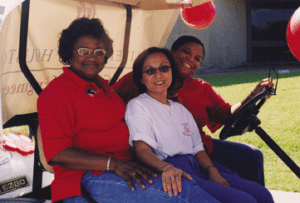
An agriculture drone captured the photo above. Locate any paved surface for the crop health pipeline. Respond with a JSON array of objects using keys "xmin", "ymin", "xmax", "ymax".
[{"xmin": 270, "ymin": 190, "xmax": 300, "ymax": 203}]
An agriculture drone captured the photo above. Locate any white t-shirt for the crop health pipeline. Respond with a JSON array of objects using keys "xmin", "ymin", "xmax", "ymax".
[{"xmin": 125, "ymin": 93, "xmax": 204, "ymax": 160}]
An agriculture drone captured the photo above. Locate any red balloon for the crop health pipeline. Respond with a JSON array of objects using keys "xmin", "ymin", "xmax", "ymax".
[
  {"xmin": 286, "ymin": 7, "xmax": 300, "ymax": 61},
  {"xmin": 181, "ymin": 1, "xmax": 216, "ymax": 30}
]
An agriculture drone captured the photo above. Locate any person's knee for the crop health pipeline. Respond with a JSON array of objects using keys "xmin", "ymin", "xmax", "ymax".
[
  {"xmin": 225, "ymin": 192, "xmax": 258, "ymax": 203},
  {"xmin": 253, "ymin": 187, "xmax": 274, "ymax": 203},
  {"xmin": 63, "ymin": 196, "xmax": 88, "ymax": 203},
  {"xmin": 242, "ymin": 143, "xmax": 264, "ymax": 163},
  {"xmin": 250, "ymin": 144, "xmax": 263, "ymax": 158}
]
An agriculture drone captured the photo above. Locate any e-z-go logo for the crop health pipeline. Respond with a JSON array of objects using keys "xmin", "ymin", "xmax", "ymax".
[{"xmin": 0, "ymin": 176, "xmax": 30, "ymax": 195}]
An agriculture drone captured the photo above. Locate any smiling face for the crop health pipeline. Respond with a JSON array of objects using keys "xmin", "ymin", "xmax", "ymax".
[
  {"xmin": 172, "ymin": 42, "xmax": 204, "ymax": 77},
  {"xmin": 141, "ymin": 52, "xmax": 172, "ymax": 98},
  {"xmin": 69, "ymin": 35, "xmax": 106, "ymax": 81}
]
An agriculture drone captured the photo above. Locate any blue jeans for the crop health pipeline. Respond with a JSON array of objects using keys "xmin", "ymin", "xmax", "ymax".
[
  {"xmin": 63, "ymin": 172, "xmax": 220, "ymax": 203},
  {"xmin": 211, "ymin": 138, "xmax": 265, "ymax": 186},
  {"xmin": 164, "ymin": 155, "xmax": 273, "ymax": 203}
]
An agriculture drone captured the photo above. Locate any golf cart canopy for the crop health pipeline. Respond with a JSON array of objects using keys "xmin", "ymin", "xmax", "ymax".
[{"xmin": 0, "ymin": 0, "xmax": 210, "ymax": 126}]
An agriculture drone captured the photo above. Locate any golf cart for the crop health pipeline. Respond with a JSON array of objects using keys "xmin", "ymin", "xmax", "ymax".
[
  {"xmin": 0, "ymin": 0, "xmax": 195, "ymax": 201},
  {"xmin": 0, "ymin": 0, "xmax": 299, "ymax": 202}
]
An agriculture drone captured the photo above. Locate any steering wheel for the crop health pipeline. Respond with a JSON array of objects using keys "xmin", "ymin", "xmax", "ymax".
[{"xmin": 219, "ymin": 88, "xmax": 272, "ymax": 140}]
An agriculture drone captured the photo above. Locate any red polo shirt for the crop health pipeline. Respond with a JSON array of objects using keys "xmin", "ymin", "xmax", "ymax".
[
  {"xmin": 37, "ymin": 68, "xmax": 133, "ymax": 202},
  {"xmin": 112, "ymin": 72, "xmax": 231, "ymax": 156}
]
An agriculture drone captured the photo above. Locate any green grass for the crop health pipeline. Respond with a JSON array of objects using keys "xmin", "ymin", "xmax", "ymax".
[{"xmin": 199, "ymin": 71, "xmax": 300, "ymax": 192}]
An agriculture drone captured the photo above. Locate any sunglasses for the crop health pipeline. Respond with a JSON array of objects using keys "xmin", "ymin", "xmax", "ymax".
[
  {"xmin": 77, "ymin": 48, "xmax": 106, "ymax": 57},
  {"xmin": 143, "ymin": 65, "xmax": 171, "ymax": 75}
]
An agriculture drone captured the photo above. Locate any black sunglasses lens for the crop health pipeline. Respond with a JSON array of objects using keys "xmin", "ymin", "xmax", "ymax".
[
  {"xmin": 144, "ymin": 66, "xmax": 170, "ymax": 75},
  {"xmin": 159, "ymin": 66, "xmax": 170, "ymax": 72},
  {"xmin": 145, "ymin": 68, "xmax": 157, "ymax": 75}
]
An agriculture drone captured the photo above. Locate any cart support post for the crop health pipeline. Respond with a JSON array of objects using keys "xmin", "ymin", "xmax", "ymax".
[
  {"xmin": 19, "ymin": 0, "xmax": 44, "ymax": 197},
  {"xmin": 19, "ymin": 0, "xmax": 43, "ymax": 96},
  {"xmin": 255, "ymin": 126, "xmax": 300, "ymax": 179},
  {"xmin": 109, "ymin": 4, "xmax": 132, "ymax": 86}
]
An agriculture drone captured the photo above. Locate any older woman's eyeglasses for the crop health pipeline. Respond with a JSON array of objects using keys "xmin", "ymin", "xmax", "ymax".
[
  {"xmin": 77, "ymin": 48, "xmax": 106, "ymax": 57},
  {"xmin": 143, "ymin": 65, "xmax": 171, "ymax": 75}
]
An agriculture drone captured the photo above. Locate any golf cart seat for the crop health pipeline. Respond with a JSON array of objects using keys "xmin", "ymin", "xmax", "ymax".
[
  {"xmin": 2, "ymin": 112, "xmax": 53, "ymax": 174},
  {"xmin": 36, "ymin": 125, "xmax": 54, "ymax": 174}
]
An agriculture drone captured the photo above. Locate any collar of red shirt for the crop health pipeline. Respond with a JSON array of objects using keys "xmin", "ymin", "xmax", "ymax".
[{"xmin": 62, "ymin": 67, "xmax": 110, "ymax": 93}]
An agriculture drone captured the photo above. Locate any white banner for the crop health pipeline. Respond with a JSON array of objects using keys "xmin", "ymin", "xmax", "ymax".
[{"xmin": 0, "ymin": 0, "xmax": 179, "ymax": 124}]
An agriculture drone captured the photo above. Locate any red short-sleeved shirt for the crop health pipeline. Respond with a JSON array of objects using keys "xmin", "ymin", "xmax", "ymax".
[
  {"xmin": 37, "ymin": 68, "xmax": 133, "ymax": 202},
  {"xmin": 112, "ymin": 72, "xmax": 231, "ymax": 155}
]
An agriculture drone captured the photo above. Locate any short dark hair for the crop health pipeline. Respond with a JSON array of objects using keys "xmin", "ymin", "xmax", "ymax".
[
  {"xmin": 58, "ymin": 18, "xmax": 113, "ymax": 64},
  {"xmin": 171, "ymin": 35, "xmax": 205, "ymax": 61},
  {"xmin": 132, "ymin": 47, "xmax": 178, "ymax": 94}
]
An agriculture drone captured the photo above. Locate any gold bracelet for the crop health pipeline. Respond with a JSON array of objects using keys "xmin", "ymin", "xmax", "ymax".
[{"xmin": 107, "ymin": 156, "xmax": 111, "ymax": 172}]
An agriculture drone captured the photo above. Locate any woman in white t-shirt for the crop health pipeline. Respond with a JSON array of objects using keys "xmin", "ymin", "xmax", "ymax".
[{"xmin": 125, "ymin": 47, "xmax": 274, "ymax": 203}]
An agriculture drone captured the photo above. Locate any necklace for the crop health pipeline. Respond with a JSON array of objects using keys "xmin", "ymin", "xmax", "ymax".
[{"xmin": 146, "ymin": 93, "xmax": 172, "ymax": 116}]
